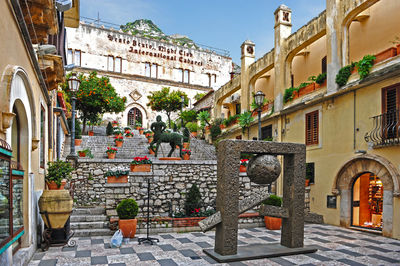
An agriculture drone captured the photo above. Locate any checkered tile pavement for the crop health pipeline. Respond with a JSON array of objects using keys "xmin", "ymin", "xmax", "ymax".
[{"xmin": 28, "ymin": 224, "xmax": 400, "ymax": 265}]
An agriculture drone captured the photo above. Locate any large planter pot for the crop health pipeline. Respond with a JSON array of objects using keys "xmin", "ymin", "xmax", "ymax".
[
  {"xmin": 107, "ymin": 175, "xmax": 128, "ymax": 183},
  {"xmin": 239, "ymin": 165, "xmax": 247, "ymax": 173},
  {"xmin": 183, "ymin": 142, "xmax": 190, "ymax": 149},
  {"xmin": 264, "ymin": 216, "xmax": 282, "ymax": 230},
  {"xmin": 38, "ymin": 190, "xmax": 73, "ymax": 229},
  {"xmin": 46, "ymin": 180, "xmax": 67, "ymax": 190},
  {"xmin": 88, "ymin": 131, "xmax": 94, "ymax": 136},
  {"xmin": 115, "ymin": 141, "xmax": 123, "ymax": 147},
  {"xmin": 130, "ymin": 164, "xmax": 151, "ymax": 172},
  {"xmin": 118, "ymin": 218, "xmax": 137, "ymax": 238},
  {"xmin": 75, "ymin": 139, "xmax": 82, "ymax": 146},
  {"xmin": 183, "ymin": 154, "xmax": 190, "ymax": 160},
  {"xmin": 107, "ymin": 153, "xmax": 116, "ymax": 159}
]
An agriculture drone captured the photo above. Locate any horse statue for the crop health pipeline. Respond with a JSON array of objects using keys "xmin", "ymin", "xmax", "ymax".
[{"xmin": 149, "ymin": 115, "xmax": 183, "ymax": 158}]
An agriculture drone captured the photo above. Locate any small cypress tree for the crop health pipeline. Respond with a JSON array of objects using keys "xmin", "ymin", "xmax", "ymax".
[
  {"xmin": 184, "ymin": 184, "xmax": 202, "ymax": 217},
  {"xmin": 75, "ymin": 120, "xmax": 82, "ymax": 139},
  {"xmin": 106, "ymin": 122, "xmax": 113, "ymax": 136}
]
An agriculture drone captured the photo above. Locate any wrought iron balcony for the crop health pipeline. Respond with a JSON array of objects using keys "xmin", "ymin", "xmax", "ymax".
[{"xmin": 365, "ymin": 109, "xmax": 400, "ymax": 147}]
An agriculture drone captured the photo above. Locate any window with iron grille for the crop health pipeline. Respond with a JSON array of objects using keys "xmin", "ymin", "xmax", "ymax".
[{"xmin": 305, "ymin": 110, "xmax": 318, "ymax": 145}]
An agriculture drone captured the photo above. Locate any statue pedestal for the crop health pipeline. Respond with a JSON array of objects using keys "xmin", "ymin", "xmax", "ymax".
[
  {"xmin": 203, "ymin": 243, "xmax": 317, "ymax": 263},
  {"xmin": 159, "ymin": 157, "xmax": 182, "ymax": 160}
]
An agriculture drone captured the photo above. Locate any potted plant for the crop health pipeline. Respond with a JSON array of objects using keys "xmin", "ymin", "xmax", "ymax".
[
  {"xmin": 116, "ymin": 199, "xmax": 139, "ymax": 238},
  {"xmin": 124, "ymin": 126, "xmax": 132, "ymax": 133},
  {"xmin": 148, "ymin": 145, "xmax": 155, "ymax": 155},
  {"xmin": 125, "ymin": 131, "xmax": 134, "ymax": 138},
  {"xmin": 75, "ymin": 120, "xmax": 82, "ymax": 146},
  {"xmin": 78, "ymin": 148, "xmax": 93, "ymax": 158},
  {"xmin": 106, "ymin": 147, "xmax": 118, "ymax": 159},
  {"xmin": 138, "ymin": 127, "xmax": 144, "ymax": 135},
  {"xmin": 134, "ymin": 120, "xmax": 142, "ymax": 130},
  {"xmin": 262, "ymin": 195, "xmax": 282, "ymax": 230},
  {"xmin": 45, "ymin": 160, "xmax": 74, "ymax": 190},
  {"xmin": 114, "ymin": 136, "xmax": 124, "ymax": 147},
  {"xmin": 182, "ymin": 149, "xmax": 191, "ymax": 160},
  {"xmin": 104, "ymin": 169, "xmax": 129, "ymax": 183},
  {"xmin": 186, "ymin": 122, "xmax": 198, "ymax": 137},
  {"xmin": 240, "ymin": 159, "xmax": 248, "ymax": 172},
  {"xmin": 112, "ymin": 120, "xmax": 119, "ymax": 127},
  {"xmin": 144, "ymin": 130, "xmax": 152, "ymax": 138},
  {"xmin": 130, "ymin": 156, "xmax": 152, "ymax": 172},
  {"xmin": 146, "ymin": 133, "xmax": 153, "ymax": 143},
  {"xmin": 113, "ymin": 127, "xmax": 123, "ymax": 138}
]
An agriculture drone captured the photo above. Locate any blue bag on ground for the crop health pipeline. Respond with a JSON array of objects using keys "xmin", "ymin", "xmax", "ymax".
[{"xmin": 111, "ymin": 229, "xmax": 123, "ymax": 248}]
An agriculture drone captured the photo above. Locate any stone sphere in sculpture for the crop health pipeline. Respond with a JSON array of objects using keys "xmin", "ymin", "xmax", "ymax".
[{"xmin": 247, "ymin": 154, "xmax": 281, "ymax": 185}]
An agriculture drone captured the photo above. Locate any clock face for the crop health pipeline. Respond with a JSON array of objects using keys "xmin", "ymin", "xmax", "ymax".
[{"xmin": 247, "ymin": 46, "xmax": 254, "ymax": 55}]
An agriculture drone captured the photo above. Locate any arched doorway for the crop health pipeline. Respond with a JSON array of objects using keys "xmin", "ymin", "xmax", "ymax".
[
  {"xmin": 127, "ymin": 107, "xmax": 142, "ymax": 126},
  {"xmin": 333, "ymin": 154, "xmax": 400, "ymax": 237},
  {"xmin": 351, "ymin": 172, "xmax": 383, "ymax": 231}
]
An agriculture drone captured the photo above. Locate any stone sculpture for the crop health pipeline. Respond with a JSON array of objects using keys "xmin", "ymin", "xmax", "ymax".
[
  {"xmin": 150, "ymin": 115, "xmax": 183, "ymax": 158},
  {"xmin": 202, "ymin": 140, "xmax": 318, "ymax": 262}
]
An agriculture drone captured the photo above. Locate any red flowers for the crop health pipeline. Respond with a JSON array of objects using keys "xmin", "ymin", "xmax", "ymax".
[
  {"xmin": 240, "ymin": 159, "xmax": 249, "ymax": 166},
  {"xmin": 131, "ymin": 156, "xmax": 152, "ymax": 165},
  {"xmin": 106, "ymin": 147, "xmax": 118, "ymax": 154},
  {"xmin": 182, "ymin": 149, "xmax": 191, "ymax": 155}
]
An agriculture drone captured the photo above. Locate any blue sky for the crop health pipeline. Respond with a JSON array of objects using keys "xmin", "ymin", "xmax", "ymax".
[{"xmin": 80, "ymin": 0, "xmax": 326, "ymax": 63}]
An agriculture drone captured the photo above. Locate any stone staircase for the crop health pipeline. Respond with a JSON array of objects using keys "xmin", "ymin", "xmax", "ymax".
[
  {"xmin": 70, "ymin": 207, "xmax": 113, "ymax": 237},
  {"xmin": 63, "ymin": 129, "xmax": 216, "ymax": 160}
]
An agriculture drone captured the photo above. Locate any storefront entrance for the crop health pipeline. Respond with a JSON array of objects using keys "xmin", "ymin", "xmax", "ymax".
[{"xmin": 351, "ymin": 173, "xmax": 383, "ymax": 231}]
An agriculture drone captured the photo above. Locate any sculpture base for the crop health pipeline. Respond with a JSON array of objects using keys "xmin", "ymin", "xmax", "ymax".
[
  {"xmin": 159, "ymin": 157, "xmax": 182, "ymax": 160},
  {"xmin": 203, "ymin": 243, "xmax": 317, "ymax": 263}
]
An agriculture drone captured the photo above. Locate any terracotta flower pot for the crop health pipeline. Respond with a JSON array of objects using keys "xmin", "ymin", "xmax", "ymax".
[
  {"xmin": 78, "ymin": 151, "xmax": 86, "ymax": 157},
  {"xmin": 183, "ymin": 154, "xmax": 190, "ymax": 160},
  {"xmin": 240, "ymin": 165, "xmax": 247, "ymax": 173},
  {"xmin": 191, "ymin": 132, "xmax": 197, "ymax": 137},
  {"xmin": 145, "ymin": 133, "xmax": 150, "ymax": 138},
  {"xmin": 130, "ymin": 164, "xmax": 151, "ymax": 172},
  {"xmin": 183, "ymin": 142, "xmax": 190, "ymax": 149},
  {"xmin": 118, "ymin": 218, "xmax": 137, "ymax": 238},
  {"xmin": 107, "ymin": 175, "xmax": 128, "ymax": 183},
  {"xmin": 139, "ymin": 130, "xmax": 144, "ymax": 135},
  {"xmin": 75, "ymin": 139, "xmax": 82, "ymax": 146},
  {"xmin": 126, "ymin": 135, "xmax": 132, "ymax": 138},
  {"xmin": 149, "ymin": 149, "xmax": 155, "ymax": 155},
  {"xmin": 305, "ymin": 179, "xmax": 310, "ymax": 187},
  {"xmin": 107, "ymin": 153, "xmax": 116, "ymax": 159},
  {"xmin": 115, "ymin": 141, "xmax": 123, "ymax": 147},
  {"xmin": 148, "ymin": 137, "xmax": 153, "ymax": 143},
  {"xmin": 264, "ymin": 216, "xmax": 282, "ymax": 230},
  {"xmin": 115, "ymin": 133, "xmax": 122, "ymax": 138},
  {"xmin": 46, "ymin": 180, "xmax": 67, "ymax": 190},
  {"xmin": 88, "ymin": 131, "xmax": 94, "ymax": 136}
]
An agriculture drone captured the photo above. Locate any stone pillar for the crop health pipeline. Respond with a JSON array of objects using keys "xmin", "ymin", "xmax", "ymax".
[
  {"xmin": 382, "ymin": 190, "xmax": 393, "ymax": 237},
  {"xmin": 240, "ymin": 40, "xmax": 255, "ymax": 113},
  {"xmin": 326, "ymin": 0, "xmax": 342, "ymax": 95},
  {"xmin": 273, "ymin": 4, "xmax": 292, "ymax": 112}
]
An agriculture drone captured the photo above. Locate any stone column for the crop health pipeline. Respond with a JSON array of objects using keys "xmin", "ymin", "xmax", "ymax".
[{"xmin": 273, "ymin": 4, "xmax": 292, "ymax": 112}]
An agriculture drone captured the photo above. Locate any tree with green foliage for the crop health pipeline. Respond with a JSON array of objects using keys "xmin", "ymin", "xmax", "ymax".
[
  {"xmin": 184, "ymin": 184, "xmax": 202, "ymax": 217},
  {"xmin": 197, "ymin": 110, "xmax": 211, "ymax": 128},
  {"xmin": 106, "ymin": 122, "xmax": 114, "ymax": 136},
  {"xmin": 147, "ymin": 87, "xmax": 188, "ymax": 128},
  {"xmin": 238, "ymin": 111, "xmax": 254, "ymax": 139},
  {"xmin": 194, "ymin": 93, "xmax": 206, "ymax": 102},
  {"xmin": 62, "ymin": 71, "xmax": 126, "ymax": 133},
  {"xmin": 180, "ymin": 110, "xmax": 197, "ymax": 126}
]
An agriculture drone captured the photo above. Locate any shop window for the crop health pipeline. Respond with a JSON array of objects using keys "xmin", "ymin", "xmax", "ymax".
[
  {"xmin": 0, "ymin": 140, "xmax": 24, "ymax": 252},
  {"xmin": 107, "ymin": 56, "xmax": 114, "ymax": 71},
  {"xmin": 306, "ymin": 162, "xmax": 315, "ymax": 184},
  {"xmin": 261, "ymin": 125, "xmax": 272, "ymax": 141},
  {"xmin": 115, "ymin": 57, "xmax": 122, "ymax": 73},
  {"xmin": 40, "ymin": 106, "xmax": 45, "ymax": 168},
  {"xmin": 305, "ymin": 110, "xmax": 318, "ymax": 145},
  {"xmin": 352, "ymin": 173, "xmax": 383, "ymax": 231}
]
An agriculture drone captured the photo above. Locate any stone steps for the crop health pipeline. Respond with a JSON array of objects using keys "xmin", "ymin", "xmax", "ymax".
[
  {"xmin": 70, "ymin": 215, "xmax": 108, "ymax": 222},
  {"xmin": 72, "ymin": 228, "xmax": 114, "ymax": 237},
  {"xmin": 70, "ymin": 207, "xmax": 113, "ymax": 236},
  {"xmin": 70, "ymin": 221, "xmax": 109, "ymax": 230}
]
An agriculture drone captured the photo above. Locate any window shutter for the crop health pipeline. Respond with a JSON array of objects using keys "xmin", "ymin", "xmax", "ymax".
[{"xmin": 306, "ymin": 110, "xmax": 319, "ymax": 145}]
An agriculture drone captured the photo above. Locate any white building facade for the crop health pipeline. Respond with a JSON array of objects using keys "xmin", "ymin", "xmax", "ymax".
[{"xmin": 66, "ymin": 22, "xmax": 233, "ymax": 128}]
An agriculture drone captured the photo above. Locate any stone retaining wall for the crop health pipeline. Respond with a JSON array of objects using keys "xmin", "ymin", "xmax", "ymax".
[{"xmin": 71, "ymin": 159, "xmax": 269, "ymax": 219}]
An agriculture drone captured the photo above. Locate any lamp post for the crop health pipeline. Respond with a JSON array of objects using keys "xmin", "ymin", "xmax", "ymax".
[
  {"xmin": 66, "ymin": 73, "xmax": 81, "ymax": 160},
  {"xmin": 254, "ymin": 91, "xmax": 265, "ymax": 140},
  {"xmin": 180, "ymin": 95, "xmax": 184, "ymax": 128}
]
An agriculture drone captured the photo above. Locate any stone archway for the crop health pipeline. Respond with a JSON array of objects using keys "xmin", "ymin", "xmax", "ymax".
[{"xmin": 332, "ymin": 154, "xmax": 400, "ymax": 237}]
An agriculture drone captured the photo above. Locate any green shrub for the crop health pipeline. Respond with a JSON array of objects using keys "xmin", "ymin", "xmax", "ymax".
[
  {"xmin": 315, "ymin": 72, "xmax": 327, "ymax": 85},
  {"xmin": 210, "ymin": 124, "xmax": 221, "ymax": 141},
  {"xmin": 262, "ymin": 195, "xmax": 282, "ymax": 207},
  {"xmin": 186, "ymin": 122, "xmax": 198, "ymax": 133},
  {"xmin": 180, "ymin": 110, "xmax": 197, "ymax": 124},
  {"xmin": 223, "ymin": 114, "xmax": 239, "ymax": 127},
  {"xmin": 356, "ymin": 55, "xmax": 376, "ymax": 80},
  {"xmin": 106, "ymin": 122, "xmax": 113, "ymax": 136},
  {"xmin": 184, "ymin": 184, "xmax": 202, "ymax": 217},
  {"xmin": 116, "ymin": 199, "xmax": 139, "ymax": 219},
  {"xmin": 283, "ymin": 87, "xmax": 296, "ymax": 103},
  {"xmin": 335, "ymin": 63, "xmax": 356, "ymax": 87},
  {"xmin": 45, "ymin": 160, "xmax": 74, "ymax": 187}
]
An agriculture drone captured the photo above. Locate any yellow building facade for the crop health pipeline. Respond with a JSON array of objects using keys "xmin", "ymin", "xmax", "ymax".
[{"xmin": 212, "ymin": 0, "xmax": 400, "ymax": 239}]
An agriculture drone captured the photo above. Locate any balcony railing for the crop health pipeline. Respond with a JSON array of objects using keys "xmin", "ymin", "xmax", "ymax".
[{"xmin": 365, "ymin": 109, "xmax": 400, "ymax": 147}]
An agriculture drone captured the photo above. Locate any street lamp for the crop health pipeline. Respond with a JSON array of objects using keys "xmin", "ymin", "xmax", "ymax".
[
  {"xmin": 254, "ymin": 91, "xmax": 265, "ymax": 140},
  {"xmin": 180, "ymin": 95, "xmax": 185, "ymax": 128},
  {"xmin": 66, "ymin": 73, "xmax": 81, "ymax": 160}
]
